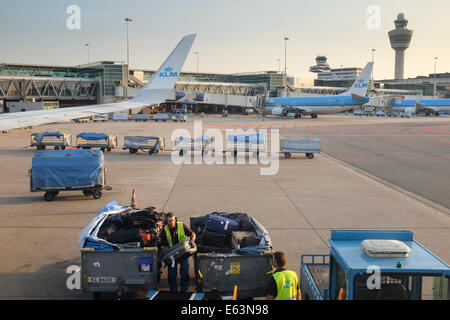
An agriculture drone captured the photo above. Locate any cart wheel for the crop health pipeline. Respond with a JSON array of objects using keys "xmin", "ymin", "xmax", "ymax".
[
  {"xmin": 61, "ymin": 146, "xmax": 66, "ymax": 150},
  {"xmin": 107, "ymin": 148, "xmax": 112, "ymax": 152},
  {"xmin": 233, "ymin": 150, "xmax": 237, "ymax": 157},
  {"xmin": 54, "ymin": 146, "xmax": 59, "ymax": 150},
  {"xmin": 83, "ymin": 190, "xmax": 92, "ymax": 197},
  {"xmin": 44, "ymin": 191, "xmax": 56, "ymax": 201},
  {"xmin": 100, "ymin": 147, "xmax": 106, "ymax": 152},
  {"xmin": 306, "ymin": 153, "xmax": 314, "ymax": 159},
  {"xmin": 92, "ymin": 190, "xmax": 102, "ymax": 199},
  {"xmin": 285, "ymin": 152, "xmax": 291, "ymax": 159},
  {"xmin": 149, "ymin": 149, "xmax": 154, "ymax": 155},
  {"xmin": 42, "ymin": 145, "xmax": 46, "ymax": 150},
  {"xmin": 256, "ymin": 151, "xmax": 260, "ymax": 157},
  {"xmin": 179, "ymin": 150, "xmax": 184, "ymax": 156},
  {"xmin": 37, "ymin": 146, "xmax": 41, "ymax": 150}
]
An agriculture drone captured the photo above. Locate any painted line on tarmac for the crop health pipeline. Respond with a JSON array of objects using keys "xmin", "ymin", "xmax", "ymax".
[{"xmin": 321, "ymin": 152, "xmax": 450, "ymax": 218}]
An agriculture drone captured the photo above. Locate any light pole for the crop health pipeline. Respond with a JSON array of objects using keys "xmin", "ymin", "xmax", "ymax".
[
  {"xmin": 85, "ymin": 42, "xmax": 90, "ymax": 64},
  {"xmin": 434, "ymin": 57, "xmax": 438, "ymax": 98},
  {"xmin": 195, "ymin": 52, "xmax": 199, "ymax": 73},
  {"xmin": 125, "ymin": 18, "xmax": 132, "ymax": 68},
  {"xmin": 277, "ymin": 59, "xmax": 280, "ymax": 73},
  {"xmin": 283, "ymin": 37, "xmax": 289, "ymax": 90},
  {"xmin": 124, "ymin": 18, "xmax": 132, "ymax": 98}
]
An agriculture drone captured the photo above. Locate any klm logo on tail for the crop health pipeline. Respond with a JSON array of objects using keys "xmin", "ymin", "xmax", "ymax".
[
  {"xmin": 159, "ymin": 66, "xmax": 178, "ymax": 78},
  {"xmin": 354, "ymin": 79, "xmax": 368, "ymax": 88}
]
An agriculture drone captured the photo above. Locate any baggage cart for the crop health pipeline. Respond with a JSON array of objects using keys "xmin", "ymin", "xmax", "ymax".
[
  {"xmin": 30, "ymin": 149, "xmax": 105, "ymax": 201},
  {"xmin": 226, "ymin": 133, "xmax": 266, "ymax": 157},
  {"xmin": 172, "ymin": 112, "xmax": 187, "ymax": 122},
  {"xmin": 280, "ymin": 138, "xmax": 321, "ymax": 159},
  {"xmin": 174, "ymin": 136, "xmax": 215, "ymax": 156},
  {"xmin": 191, "ymin": 213, "xmax": 274, "ymax": 299},
  {"xmin": 133, "ymin": 114, "xmax": 149, "ymax": 121},
  {"xmin": 79, "ymin": 201, "xmax": 161, "ymax": 299},
  {"xmin": 76, "ymin": 132, "xmax": 118, "ymax": 152},
  {"xmin": 152, "ymin": 113, "xmax": 170, "ymax": 122},
  {"xmin": 30, "ymin": 131, "xmax": 72, "ymax": 150},
  {"xmin": 122, "ymin": 136, "xmax": 165, "ymax": 155}
]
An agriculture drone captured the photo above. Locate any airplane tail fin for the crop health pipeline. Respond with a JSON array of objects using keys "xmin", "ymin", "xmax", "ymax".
[
  {"xmin": 131, "ymin": 34, "xmax": 196, "ymax": 103},
  {"xmin": 340, "ymin": 62, "xmax": 374, "ymax": 98}
]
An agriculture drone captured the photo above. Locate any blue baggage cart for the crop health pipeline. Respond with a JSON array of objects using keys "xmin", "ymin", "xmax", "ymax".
[{"xmin": 30, "ymin": 149, "xmax": 105, "ymax": 201}]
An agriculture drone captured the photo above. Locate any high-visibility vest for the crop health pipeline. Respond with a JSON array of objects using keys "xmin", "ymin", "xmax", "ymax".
[
  {"xmin": 164, "ymin": 222, "xmax": 186, "ymax": 247},
  {"xmin": 273, "ymin": 270, "xmax": 298, "ymax": 300}
]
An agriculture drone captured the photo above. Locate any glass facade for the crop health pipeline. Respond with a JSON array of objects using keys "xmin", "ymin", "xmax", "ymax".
[{"xmin": 232, "ymin": 72, "xmax": 283, "ymax": 96}]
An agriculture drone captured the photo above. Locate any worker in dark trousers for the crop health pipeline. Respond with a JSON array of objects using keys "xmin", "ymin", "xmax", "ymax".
[
  {"xmin": 266, "ymin": 251, "xmax": 301, "ymax": 300},
  {"xmin": 161, "ymin": 212, "xmax": 196, "ymax": 292}
]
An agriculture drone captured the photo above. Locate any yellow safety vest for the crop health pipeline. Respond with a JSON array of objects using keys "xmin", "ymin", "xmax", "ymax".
[
  {"xmin": 164, "ymin": 222, "xmax": 186, "ymax": 247},
  {"xmin": 273, "ymin": 270, "xmax": 298, "ymax": 300}
]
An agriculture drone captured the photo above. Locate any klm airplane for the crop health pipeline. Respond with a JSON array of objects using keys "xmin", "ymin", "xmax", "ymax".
[{"xmin": 264, "ymin": 62, "xmax": 374, "ymax": 118}]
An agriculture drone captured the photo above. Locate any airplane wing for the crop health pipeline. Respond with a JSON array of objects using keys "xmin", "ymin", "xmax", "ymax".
[{"xmin": 0, "ymin": 34, "xmax": 196, "ymax": 131}]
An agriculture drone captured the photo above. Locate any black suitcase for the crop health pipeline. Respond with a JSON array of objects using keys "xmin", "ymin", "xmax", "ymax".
[
  {"xmin": 200, "ymin": 229, "xmax": 231, "ymax": 248},
  {"xmin": 107, "ymin": 227, "xmax": 141, "ymax": 244},
  {"xmin": 160, "ymin": 240, "xmax": 197, "ymax": 268}
]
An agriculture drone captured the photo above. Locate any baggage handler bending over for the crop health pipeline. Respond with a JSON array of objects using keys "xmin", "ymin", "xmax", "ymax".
[
  {"xmin": 161, "ymin": 212, "xmax": 196, "ymax": 292},
  {"xmin": 266, "ymin": 251, "xmax": 301, "ymax": 300}
]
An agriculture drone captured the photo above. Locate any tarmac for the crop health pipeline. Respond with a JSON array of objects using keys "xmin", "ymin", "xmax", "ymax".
[{"xmin": 0, "ymin": 114, "xmax": 449, "ymax": 299}]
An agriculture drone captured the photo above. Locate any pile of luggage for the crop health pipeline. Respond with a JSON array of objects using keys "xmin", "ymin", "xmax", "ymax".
[
  {"xmin": 191, "ymin": 212, "xmax": 272, "ymax": 254},
  {"xmin": 96, "ymin": 206, "xmax": 165, "ymax": 248}
]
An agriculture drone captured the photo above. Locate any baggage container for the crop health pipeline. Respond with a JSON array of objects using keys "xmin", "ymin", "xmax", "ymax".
[
  {"xmin": 76, "ymin": 132, "xmax": 118, "ymax": 152},
  {"xmin": 226, "ymin": 133, "xmax": 266, "ymax": 157},
  {"xmin": 79, "ymin": 201, "xmax": 162, "ymax": 298},
  {"xmin": 195, "ymin": 251, "xmax": 274, "ymax": 299},
  {"xmin": 280, "ymin": 138, "xmax": 321, "ymax": 159},
  {"xmin": 30, "ymin": 131, "xmax": 72, "ymax": 150},
  {"xmin": 122, "ymin": 136, "xmax": 165, "ymax": 155},
  {"xmin": 81, "ymin": 247, "xmax": 159, "ymax": 298},
  {"xmin": 205, "ymin": 214, "xmax": 239, "ymax": 235},
  {"xmin": 30, "ymin": 149, "xmax": 105, "ymax": 201},
  {"xmin": 174, "ymin": 136, "xmax": 215, "ymax": 156},
  {"xmin": 191, "ymin": 213, "xmax": 273, "ymax": 299}
]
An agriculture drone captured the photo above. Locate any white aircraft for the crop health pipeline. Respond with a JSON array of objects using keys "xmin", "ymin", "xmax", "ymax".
[{"xmin": 0, "ymin": 34, "xmax": 196, "ymax": 131}]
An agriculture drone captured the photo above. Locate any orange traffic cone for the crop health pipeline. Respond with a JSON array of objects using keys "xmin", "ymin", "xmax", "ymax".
[{"xmin": 131, "ymin": 189, "xmax": 137, "ymax": 209}]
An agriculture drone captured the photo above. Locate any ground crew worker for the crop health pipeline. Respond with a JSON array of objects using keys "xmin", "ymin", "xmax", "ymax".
[
  {"xmin": 266, "ymin": 251, "xmax": 300, "ymax": 300},
  {"xmin": 161, "ymin": 212, "xmax": 196, "ymax": 292}
]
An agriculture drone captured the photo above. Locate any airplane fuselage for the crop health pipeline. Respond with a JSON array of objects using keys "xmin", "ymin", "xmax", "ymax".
[
  {"xmin": 265, "ymin": 95, "xmax": 368, "ymax": 115},
  {"xmin": 392, "ymin": 99, "xmax": 450, "ymax": 113}
]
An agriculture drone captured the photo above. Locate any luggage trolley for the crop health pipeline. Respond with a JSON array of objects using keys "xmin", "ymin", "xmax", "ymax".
[
  {"xmin": 30, "ymin": 149, "xmax": 105, "ymax": 201},
  {"xmin": 280, "ymin": 138, "xmax": 321, "ymax": 159},
  {"xmin": 122, "ymin": 136, "xmax": 165, "ymax": 155},
  {"xmin": 76, "ymin": 132, "xmax": 118, "ymax": 152},
  {"xmin": 174, "ymin": 136, "xmax": 215, "ymax": 156},
  {"xmin": 226, "ymin": 133, "xmax": 266, "ymax": 157},
  {"xmin": 30, "ymin": 131, "xmax": 72, "ymax": 150}
]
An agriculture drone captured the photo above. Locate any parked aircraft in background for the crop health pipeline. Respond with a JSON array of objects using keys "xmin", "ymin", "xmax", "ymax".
[{"xmin": 264, "ymin": 62, "xmax": 374, "ymax": 118}]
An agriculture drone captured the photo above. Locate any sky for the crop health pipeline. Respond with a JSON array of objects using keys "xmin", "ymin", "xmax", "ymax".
[{"xmin": 0, "ymin": 0, "xmax": 449, "ymax": 80}]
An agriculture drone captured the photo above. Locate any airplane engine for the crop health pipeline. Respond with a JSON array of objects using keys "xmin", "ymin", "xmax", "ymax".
[{"xmin": 271, "ymin": 106, "xmax": 284, "ymax": 116}]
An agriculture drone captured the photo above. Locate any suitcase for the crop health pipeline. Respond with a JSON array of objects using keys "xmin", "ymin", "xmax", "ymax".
[
  {"xmin": 107, "ymin": 227, "xmax": 142, "ymax": 244},
  {"xmin": 205, "ymin": 214, "xmax": 239, "ymax": 235},
  {"xmin": 231, "ymin": 231, "xmax": 260, "ymax": 249},
  {"xmin": 200, "ymin": 229, "xmax": 231, "ymax": 248},
  {"xmin": 160, "ymin": 240, "xmax": 197, "ymax": 268}
]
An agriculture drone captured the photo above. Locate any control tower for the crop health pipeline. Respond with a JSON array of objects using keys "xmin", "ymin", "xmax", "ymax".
[{"xmin": 388, "ymin": 13, "xmax": 413, "ymax": 79}]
